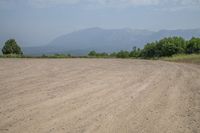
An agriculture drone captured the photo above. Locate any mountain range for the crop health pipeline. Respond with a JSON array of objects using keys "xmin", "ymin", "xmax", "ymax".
[{"xmin": 3, "ymin": 27, "xmax": 200, "ymax": 56}]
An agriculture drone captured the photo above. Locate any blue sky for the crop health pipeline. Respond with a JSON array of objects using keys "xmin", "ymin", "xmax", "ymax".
[{"xmin": 0, "ymin": 0, "xmax": 200, "ymax": 46}]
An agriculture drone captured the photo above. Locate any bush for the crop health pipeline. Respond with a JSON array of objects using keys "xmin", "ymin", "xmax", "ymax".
[
  {"xmin": 88, "ymin": 50, "xmax": 97, "ymax": 56},
  {"xmin": 116, "ymin": 50, "xmax": 130, "ymax": 58},
  {"xmin": 96, "ymin": 52, "xmax": 109, "ymax": 57},
  {"xmin": 88, "ymin": 51, "xmax": 109, "ymax": 58},
  {"xmin": 141, "ymin": 37, "xmax": 187, "ymax": 58},
  {"xmin": 110, "ymin": 52, "xmax": 117, "ymax": 57},
  {"xmin": 129, "ymin": 47, "xmax": 141, "ymax": 58},
  {"xmin": 141, "ymin": 42, "xmax": 158, "ymax": 58},
  {"xmin": 186, "ymin": 37, "xmax": 200, "ymax": 54}
]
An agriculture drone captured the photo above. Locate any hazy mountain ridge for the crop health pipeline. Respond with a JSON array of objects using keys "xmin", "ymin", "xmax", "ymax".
[
  {"xmin": 46, "ymin": 28, "xmax": 155, "ymax": 52},
  {"xmin": 149, "ymin": 29, "xmax": 200, "ymax": 40},
  {"xmin": 3, "ymin": 28, "xmax": 200, "ymax": 56}
]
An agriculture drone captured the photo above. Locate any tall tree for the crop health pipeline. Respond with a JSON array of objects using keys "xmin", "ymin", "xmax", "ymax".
[{"xmin": 2, "ymin": 39, "xmax": 23, "ymax": 55}]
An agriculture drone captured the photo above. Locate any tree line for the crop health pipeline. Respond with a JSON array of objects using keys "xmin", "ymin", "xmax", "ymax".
[
  {"xmin": 88, "ymin": 37, "xmax": 200, "ymax": 58},
  {"xmin": 1, "ymin": 37, "xmax": 200, "ymax": 58}
]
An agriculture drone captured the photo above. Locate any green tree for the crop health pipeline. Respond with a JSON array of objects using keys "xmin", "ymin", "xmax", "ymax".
[
  {"xmin": 96, "ymin": 52, "xmax": 108, "ymax": 57},
  {"xmin": 141, "ymin": 42, "xmax": 158, "ymax": 58},
  {"xmin": 88, "ymin": 50, "xmax": 97, "ymax": 56},
  {"xmin": 2, "ymin": 39, "xmax": 23, "ymax": 55},
  {"xmin": 129, "ymin": 46, "xmax": 141, "ymax": 57},
  {"xmin": 110, "ymin": 52, "xmax": 117, "ymax": 57},
  {"xmin": 186, "ymin": 37, "xmax": 200, "ymax": 54},
  {"xmin": 157, "ymin": 37, "xmax": 186, "ymax": 56},
  {"xmin": 116, "ymin": 50, "xmax": 130, "ymax": 58},
  {"xmin": 159, "ymin": 42, "xmax": 179, "ymax": 57},
  {"xmin": 141, "ymin": 37, "xmax": 187, "ymax": 58}
]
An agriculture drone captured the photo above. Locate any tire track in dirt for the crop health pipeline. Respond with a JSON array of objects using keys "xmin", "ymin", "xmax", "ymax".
[{"xmin": 0, "ymin": 59, "xmax": 199, "ymax": 133}]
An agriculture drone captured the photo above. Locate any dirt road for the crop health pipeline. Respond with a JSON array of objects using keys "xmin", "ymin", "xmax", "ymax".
[{"xmin": 0, "ymin": 59, "xmax": 199, "ymax": 133}]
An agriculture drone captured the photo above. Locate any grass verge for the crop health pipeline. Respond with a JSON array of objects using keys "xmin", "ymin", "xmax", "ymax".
[{"xmin": 162, "ymin": 54, "xmax": 200, "ymax": 65}]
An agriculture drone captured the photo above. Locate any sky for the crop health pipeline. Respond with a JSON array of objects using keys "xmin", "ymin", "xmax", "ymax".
[{"xmin": 0, "ymin": 0, "xmax": 200, "ymax": 46}]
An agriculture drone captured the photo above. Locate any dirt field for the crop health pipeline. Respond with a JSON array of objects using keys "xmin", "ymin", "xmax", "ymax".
[{"xmin": 0, "ymin": 59, "xmax": 200, "ymax": 133}]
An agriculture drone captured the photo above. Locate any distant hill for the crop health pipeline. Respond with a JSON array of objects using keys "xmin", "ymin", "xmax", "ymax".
[{"xmin": 15, "ymin": 28, "xmax": 200, "ymax": 55}]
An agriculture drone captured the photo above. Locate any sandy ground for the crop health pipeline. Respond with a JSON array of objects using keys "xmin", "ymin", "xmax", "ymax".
[{"xmin": 0, "ymin": 59, "xmax": 200, "ymax": 133}]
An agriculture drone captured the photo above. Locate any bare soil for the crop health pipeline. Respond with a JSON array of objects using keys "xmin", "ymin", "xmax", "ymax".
[{"xmin": 0, "ymin": 59, "xmax": 200, "ymax": 133}]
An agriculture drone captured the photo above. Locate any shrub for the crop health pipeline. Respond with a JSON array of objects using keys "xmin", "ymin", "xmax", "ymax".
[
  {"xmin": 141, "ymin": 42, "xmax": 158, "ymax": 58},
  {"xmin": 88, "ymin": 51, "xmax": 97, "ymax": 56},
  {"xmin": 186, "ymin": 37, "xmax": 200, "ymax": 54},
  {"xmin": 129, "ymin": 47, "xmax": 141, "ymax": 58},
  {"xmin": 116, "ymin": 50, "xmax": 130, "ymax": 58}
]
